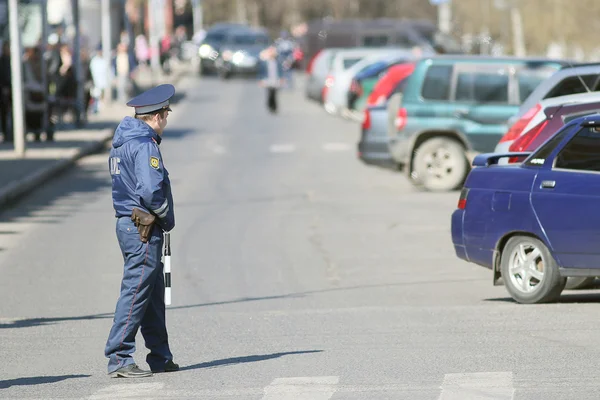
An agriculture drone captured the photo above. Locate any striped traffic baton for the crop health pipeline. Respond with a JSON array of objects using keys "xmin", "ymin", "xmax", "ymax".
[{"xmin": 164, "ymin": 232, "xmax": 172, "ymax": 305}]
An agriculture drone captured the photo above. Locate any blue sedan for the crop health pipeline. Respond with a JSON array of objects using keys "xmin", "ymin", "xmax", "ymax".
[{"xmin": 451, "ymin": 113, "xmax": 600, "ymax": 304}]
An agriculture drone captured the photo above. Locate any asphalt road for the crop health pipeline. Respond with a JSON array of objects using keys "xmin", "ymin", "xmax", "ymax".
[{"xmin": 2, "ymin": 73, "xmax": 600, "ymax": 400}]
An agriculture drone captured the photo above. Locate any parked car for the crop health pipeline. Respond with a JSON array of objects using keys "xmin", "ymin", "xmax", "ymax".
[
  {"xmin": 323, "ymin": 48, "xmax": 414, "ymax": 116},
  {"xmin": 358, "ymin": 71, "xmax": 414, "ymax": 165},
  {"xmin": 451, "ymin": 113, "xmax": 600, "ymax": 304},
  {"xmin": 356, "ymin": 62, "xmax": 417, "ymax": 114},
  {"xmin": 348, "ymin": 55, "xmax": 423, "ymax": 115},
  {"xmin": 495, "ymin": 63, "xmax": 600, "ymax": 153},
  {"xmin": 386, "ymin": 55, "xmax": 567, "ymax": 192},
  {"xmin": 495, "ymin": 91, "xmax": 600, "ymax": 163},
  {"xmin": 508, "ymin": 102, "xmax": 600, "ymax": 163},
  {"xmin": 302, "ymin": 18, "xmax": 461, "ymax": 67},
  {"xmin": 214, "ymin": 28, "xmax": 271, "ymax": 79},
  {"xmin": 305, "ymin": 48, "xmax": 341, "ymax": 103}
]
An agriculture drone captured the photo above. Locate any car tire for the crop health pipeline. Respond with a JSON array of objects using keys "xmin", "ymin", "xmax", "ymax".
[
  {"xmin": 500, "ymin": 236, "xmax": 566, "ymax": 304},
  {"xmin": 564, "ymin": 276, "xmax": 596, "ymax": 290},
  {"xmin": 412, "ymin": 137, "xmax": 468, "ymax": 192}
]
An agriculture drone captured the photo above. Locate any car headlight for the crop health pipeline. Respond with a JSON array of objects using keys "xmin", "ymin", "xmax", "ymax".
[
  {"xmin": 199, "ymin": 44, "xmax": 212, "ymax": 58},
  {"xmin": 222, "ymin": 50, "xmax": 233, "ymax": 61},
  {"xmin": 232, "ymin": 51, "xmax": 244, "ymax": 64}
]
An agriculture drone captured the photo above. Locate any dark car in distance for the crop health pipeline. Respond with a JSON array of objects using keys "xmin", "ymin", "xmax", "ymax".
[{"xmin": 215, "ymin": 29, "xmax": 271, "ymax": 79}]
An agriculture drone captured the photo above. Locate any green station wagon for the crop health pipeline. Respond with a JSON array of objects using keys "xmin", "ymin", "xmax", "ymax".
[{"xmin": 386, "ymin": 55, "xmax": 568, "ymax": 191}]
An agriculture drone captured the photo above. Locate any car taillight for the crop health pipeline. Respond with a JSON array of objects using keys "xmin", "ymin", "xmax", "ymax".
[
  {"xmin": 499, "ymin": 103, "xmax": 541, "ymax": 143},
  {"xmin": 507, "ymin": 119, "xmax": 549, "ymax": 163},
  {"xmin": 362, "ymin": 109, "xmax": 371, "ymax": 130},
  {"xmin": 395, "ymin": 108, "xmax": 407, "ymax": 131},
  {"xmin": 457, "ymin": 188, "xmax": 469, "ymax": 209},
  {"xmin": 306, "ymin": 50, "xmax": 321, "ymax": 73},
  {"xmin": 325, "ymin": 75, "xmax": 335, "ymax": 88}
]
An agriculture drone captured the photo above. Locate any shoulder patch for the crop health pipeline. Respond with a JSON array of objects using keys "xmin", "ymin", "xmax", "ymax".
[{"xmin": 150, "ymin": 156, "xmax": 160, "ymax": 169}]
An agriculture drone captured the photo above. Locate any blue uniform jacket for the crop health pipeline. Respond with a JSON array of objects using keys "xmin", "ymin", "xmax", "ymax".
[
  {"xmin": 109, "ymin": 117, "xmax": 175, "ymax": 232},
  {"xmin": 257, "ymin": 58, "xmax": 284, "ymax": 81}
]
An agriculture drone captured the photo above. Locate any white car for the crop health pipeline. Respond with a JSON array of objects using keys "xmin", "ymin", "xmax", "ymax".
[
  {"xmin": 494, "ymin": 91, "xmax": 600, "ymax": 162},
  {"xmin": 322, "ymin": 48, "xmax": 416, "ymax": 116}
]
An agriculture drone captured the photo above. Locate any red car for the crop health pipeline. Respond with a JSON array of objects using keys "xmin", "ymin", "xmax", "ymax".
[{"xmin": 366, "ymin": 63, "xmax": 416, "ymax": 107}]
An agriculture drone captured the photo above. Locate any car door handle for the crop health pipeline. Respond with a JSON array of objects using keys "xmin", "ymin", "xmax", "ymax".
[{"xmin": 541, "ymin": 180, "xmax": 556, "ymax": 189}]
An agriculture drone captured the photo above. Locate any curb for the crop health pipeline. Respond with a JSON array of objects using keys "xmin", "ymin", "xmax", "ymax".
[
  {"xmin": 0, "ymin": 66, "xmax": 191, "ymax": 212},
  {"xmin": 0, "ymin": 127, "xmax": 116, "ymax": 211}
]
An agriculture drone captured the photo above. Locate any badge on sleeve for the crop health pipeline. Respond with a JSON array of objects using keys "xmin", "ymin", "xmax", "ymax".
[{"xmin": 150, "ymin": 156, "xmax": 160, "ymax": 169}]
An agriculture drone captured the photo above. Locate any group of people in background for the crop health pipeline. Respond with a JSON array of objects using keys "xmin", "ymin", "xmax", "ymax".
[{"xmin": 0, "ymin": 25, "xmax": 191, "ymax": 144}]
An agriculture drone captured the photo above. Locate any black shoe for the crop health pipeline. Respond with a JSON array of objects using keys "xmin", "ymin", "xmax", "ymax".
[
  {"xmin": 109, "ymin": 364, "xmax": 153, "ymax": 378},
  {"xmin": 151, "ymin": 360, "xmax": 179, "ymax": 373}
]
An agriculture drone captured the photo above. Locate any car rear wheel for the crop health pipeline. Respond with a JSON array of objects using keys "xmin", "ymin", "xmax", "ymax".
[
  {"xmin": 412, "ymin": 137, "xmax": 468, "ymax": 192},
  {"xmin": 564, "ymin": 276, "xmax": 596, "ymax": 290},
  {"xmin": 501, "ymin": 236, "xmax": 566, "ymax": 304}
]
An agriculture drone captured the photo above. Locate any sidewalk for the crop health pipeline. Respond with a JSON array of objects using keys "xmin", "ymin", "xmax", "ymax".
[{"xmin": 0, "ymin": 61, "xmax": 193, "ymax": 211}]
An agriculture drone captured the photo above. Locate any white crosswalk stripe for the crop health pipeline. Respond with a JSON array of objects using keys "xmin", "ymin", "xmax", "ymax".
[
  {"xmin": 438, "ymin": 372, "xmax": 515, "ymax": 400},
  {"xmin": 269, "ymin": 143, "xmax": 297, "ymax": 153},
  {"xmin": 209, "ymin": 144, "xmax": 227, "ymax": 154},
  {"xmin": 261, "ymin": 376, "xmax": 339, "ymax": 400},
  {"xmin": 322, "ymin": 142, "xmax": 352, "ymax": 152},
  {"xmin": 88, "ymin": 383, "xmax": 165, "ymax": 399}
]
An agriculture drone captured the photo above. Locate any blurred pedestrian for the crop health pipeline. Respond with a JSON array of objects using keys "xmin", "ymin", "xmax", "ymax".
[
  {"xmin": 90, "ymin": 44, "xmax": 109, "ymax": 113},
  {"xmin": 0, "ymin": 41, "xmax": 12, "ymax": 142},
  {"xmin": 105, "ymin": 84, "xmax": 179, "ymax": 378},
  {"xmin": 258, "ymin": 46, "xmax": 284, "ymax": 114}
]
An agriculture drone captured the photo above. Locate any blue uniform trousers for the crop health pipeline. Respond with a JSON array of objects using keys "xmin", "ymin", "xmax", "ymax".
[{"xmin": 105, "ymin": 217, "xmax": 173, "ymax": 373}]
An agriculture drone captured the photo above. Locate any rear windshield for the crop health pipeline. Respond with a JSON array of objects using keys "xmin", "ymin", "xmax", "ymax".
[
  {"xmin": 545, "ymin": 74, "xmax": 600, "ymax": 99},
  {"xmin": 524, "ymin": 123, "xmax": 572, "ymax": 167}
]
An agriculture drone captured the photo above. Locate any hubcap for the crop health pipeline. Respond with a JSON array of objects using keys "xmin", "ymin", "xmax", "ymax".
[
  {"xmin": 508, "ymin": 242, "xmax": 545, "ymax": 294},
  {"xmin": 422, "ymin": 147, "xmax": 459, "ymax": 181}
]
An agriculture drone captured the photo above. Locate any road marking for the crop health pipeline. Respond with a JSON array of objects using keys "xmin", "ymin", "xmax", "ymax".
[
  {"xmin": 270, "ymin": 144, "xmax": 296, "ymax": 153},
  {"xmin": 261, "ymin": 376, "xmax": 339, "ymax": 400},
  {"xmin": 207, "ymin": 142, "xmax": 227, "ymax": 154},
  {"xmin": 322, "ymin": 142, "xmax": 351, "ymax": 152},
  {"xmin": 438, "ymin": 372, "xmax": 515, "ymax": 400},
  {"xmin": 209, "ymin": 144, "xmax": 227, "ymax": 154},
  {"xmin": 88, "ymin": 382, "xmax": 164, "ymax": 399}
]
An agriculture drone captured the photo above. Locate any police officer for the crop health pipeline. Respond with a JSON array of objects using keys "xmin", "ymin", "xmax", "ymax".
[{"xmin": 105, "ymin": 84, "xmax": 179, "ymax": 378}]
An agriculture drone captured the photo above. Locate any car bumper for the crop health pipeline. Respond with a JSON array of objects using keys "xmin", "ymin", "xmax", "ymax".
[
  {"xmin": 358, "ymin": 134, "xmax": 393, "ymax": 164},
  {"xmin": 200, "ymin": 58, "xmax": 217, "ymax": 71},
  {"xmin": 451, "ymin": 209, "xmax": 468, "ymax": 262}
]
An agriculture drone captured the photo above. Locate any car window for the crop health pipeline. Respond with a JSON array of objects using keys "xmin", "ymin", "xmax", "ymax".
[
  {"xmin": 205, "ymin": 32, "xmax": 225, "ymax": 42},
  {"xmin": 554, "ymin": 127, "xmax": 600, "ymax": 171},
  {"xmin": 343, "ymin": 57, "xmax": 363, "ymax": 69},
  {"xmin": 395, "ymin": 34, "xmax": 415, "ymax": 47},
  {"xmin": 545, "ymin": 74, "xmax": 600, "ymax": 99},
  {"xmin": 421, "ymin": 65, "xmax": 452, "ymax": 101},
  {"xmin": 391, "ymin": 77, "xmax": 409, "ymax": 95},
  {"xmin": 363, "ymin": 35, "xmax": 389, "ymax": 47},
  {"xmin": 517, "ymin": 68, "xmax": 560, "ymax": 103},
  {"xmin": 455, "ymin": 69, "xmax": 509, "ymax": 103},
  {"xmin": 525, "ymin": 124, "xmax": 572, "ymax": 167}
]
